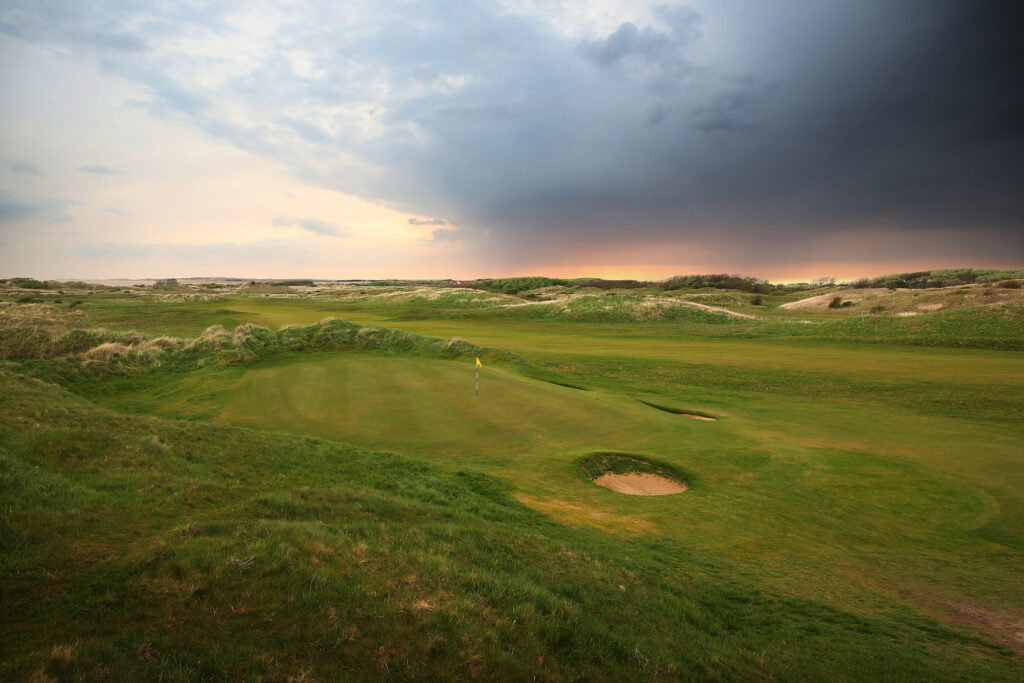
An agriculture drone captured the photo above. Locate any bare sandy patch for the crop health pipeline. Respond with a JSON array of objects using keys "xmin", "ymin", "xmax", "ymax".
[
  {"xmin": 593, "ymin": 472, "xmax": 688, "ymax": 496},
  {"xmin": 679, "ymin": 413, "xmax": 716, "ymax": 421},
  {"xmin": 672, "ymin": 300, "xmax": 756, "ymax": 319},
  {"xmin": 780, "ymin": 288, "xmax": 890, "ymax": 310},
  {"xmin": 944, "ymin": 599, "xmax": 1024, "ymax": 653},
  {"xmin": 512, "ymin": 493, "xmax": 660, "ymax": 535}
]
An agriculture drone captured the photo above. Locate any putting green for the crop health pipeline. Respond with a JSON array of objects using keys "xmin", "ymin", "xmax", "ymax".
[{"xmin": 216, "ymin": 354, "xmax": 708, "ymax": 463}]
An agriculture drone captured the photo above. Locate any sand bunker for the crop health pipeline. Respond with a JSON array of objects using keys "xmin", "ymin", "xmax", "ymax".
[
  {"xmin": 593, "ymin": 472, "xmax": 688, "ymax": 496},
  {"xmin": 679, "ymin": 413, "xmax": 716, "ymax": 421}
]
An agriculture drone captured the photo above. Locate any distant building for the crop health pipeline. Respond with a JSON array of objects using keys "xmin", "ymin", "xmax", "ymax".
[{"xmin": 154, "ymin": 279, "xmax": 179, "ymax": 288}]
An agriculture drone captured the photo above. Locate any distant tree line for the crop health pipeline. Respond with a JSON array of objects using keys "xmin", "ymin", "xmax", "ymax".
[
  {"xmin": 658, "ymin": 274, "xmax": 777, "ymax": 293},
  {"xmin": 457, "ymin": 267, "xmax": 1023, "ymax": 297},
  {"xmin": 457, "ymin": 277, "xmax": 568, "ymax": 294},
  {"xmin": 265, "ymin": 279, "xmax": 314, "ymax": 286}
]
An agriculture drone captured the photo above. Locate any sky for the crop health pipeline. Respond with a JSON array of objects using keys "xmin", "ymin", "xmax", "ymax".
[{"xmin": 1, "ymin": 0, "xmax": 1022, "ymax": 282}]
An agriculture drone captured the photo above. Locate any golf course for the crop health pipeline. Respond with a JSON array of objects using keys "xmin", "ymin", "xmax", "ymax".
[{"xmin": 2, "ymin": 273, "xmax": 1023, "ymax": 680}]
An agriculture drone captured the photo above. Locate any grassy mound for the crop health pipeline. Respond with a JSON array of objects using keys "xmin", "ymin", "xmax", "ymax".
[
  {"xmin": 394, "ymin": 295, "xmax": 739, "ymax": 324},
  {"xmin": 0, "ymin": 316, "xmax": 583, "ymax": 392}
]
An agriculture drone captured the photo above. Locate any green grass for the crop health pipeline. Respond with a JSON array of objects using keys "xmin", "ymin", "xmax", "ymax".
[{"xmin": 2, "ymin": 287, "xmax": 1023, "ymax": 679}]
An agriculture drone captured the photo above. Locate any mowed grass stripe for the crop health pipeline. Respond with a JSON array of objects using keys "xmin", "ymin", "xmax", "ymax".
[
  {"xmin": 217, "ymin": 354, "xmax": 673, "ymax": 463},
  {"xmin": 317, "ymin": 314, "xmax": 1024, "ymax": 383}
]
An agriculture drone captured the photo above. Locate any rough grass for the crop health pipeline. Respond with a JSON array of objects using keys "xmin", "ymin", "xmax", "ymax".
[{"xmin": 0, "ymin": 316, "xmax": 535, "ymax": 376}]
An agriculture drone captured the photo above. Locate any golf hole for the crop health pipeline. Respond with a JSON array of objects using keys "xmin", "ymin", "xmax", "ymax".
[{"xmin": 582, "ymin": 454, "xmax": 689, "ymax": 496}]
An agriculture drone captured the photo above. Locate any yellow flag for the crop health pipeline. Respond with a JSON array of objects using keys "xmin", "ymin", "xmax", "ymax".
[{"xmin": 476, "ymin": 357, "xmax": 482, "ymax": 368}]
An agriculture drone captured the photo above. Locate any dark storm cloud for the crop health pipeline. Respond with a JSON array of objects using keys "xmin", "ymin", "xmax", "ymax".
[
  {"xmin": 3, "ymin": 0, "xmax": 1022, "ymax": 270},
  {"xmin": 343, "ymin": 0, "xmax": 1024, "ymax": 266},
  {"xmin": 428, "ymin": 0, "xmax": 1024, "ymax": 268}
]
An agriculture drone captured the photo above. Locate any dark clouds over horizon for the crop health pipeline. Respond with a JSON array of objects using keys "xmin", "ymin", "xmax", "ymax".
[{"xmin": 1, "ymin": 0, "xmax": 1021, "ymax": 274}]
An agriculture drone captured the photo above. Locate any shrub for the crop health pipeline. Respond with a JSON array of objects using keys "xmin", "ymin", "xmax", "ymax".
[
  {"xmin": 996, "ymin": 280, "xmax": 1021, "ymax": 289},
  {"xmin": 573, "ymin": 279, "xmax": 649, "ymax": 290},
  {"xmin": 750, "ymin": 295, "xmax": 763, "ymax": 306},
  {"xmin": 828, "ymin": 296, "xmax": 843, "ymax": 308},
  {"xmin": 8, "ymin": 277, "xmax": 47, "ymax": 289}
]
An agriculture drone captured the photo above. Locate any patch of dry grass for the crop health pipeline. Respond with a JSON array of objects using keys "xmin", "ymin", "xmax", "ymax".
[
  {"xmin": 781, "ymin": 284, "xmax": 1024, "ymax": 314},
  {"xmin": 0, "ymin": 302, "xmax": 84, "ymax": 332}
]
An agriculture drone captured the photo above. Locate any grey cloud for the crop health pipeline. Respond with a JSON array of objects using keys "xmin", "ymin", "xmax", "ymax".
[
  {"xmin": 0, "ymin": 0, "xmax": 232, "ymax": 51},
  {"xmin": 0, "ymin": 193, "xmax": 42, "ymax": 222},
  {"xmin": 0, "ymin": 190, "xmax": 76, "ymax": 223},
  {"xmin": 273, "ymin": 217, "xmax": 348, "ymax": 237},
  {"xmin": 78, "ymin": 165, "xmax": 120, "ymax": 175},
  {"xmin": 278, "ymin": 117, "xmax": 331, "ymax": 145},
  {"xmin": 123, "ymin": 69, "xmax": 209, "ymax": 116},
  {"xmin": 10, "ymin": 161, "xmax": 41, "ymax": 175},
  {"xmin": 66, "ymin": 26, "xmax": 147, "ymax": 52},
  {"xmin": 644, "ymin": 103, "xmax": 669, "ymax": 127},
  {"xmin": 687, "ymin": 78, "xmax": 774, "ymax": 134},
  {"xmin": 580, "ymin": 6, "xmax": 700, "ymax": 70},
  {"xmin": 409, "ymin": 217, "xmax": 446, "ymax": 226},
  {"xmin": 581, "ymin": 23, "xmax": 670, "ymax": 67},
  {"xmin": 430, "ymin": 228, "xmax": 459, "ymax": 242}
]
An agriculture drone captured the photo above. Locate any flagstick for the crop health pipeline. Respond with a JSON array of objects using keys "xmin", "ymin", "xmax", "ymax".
[{"xmin": 475, "ymin": 366, "xmax": 479, "ymax": 397}]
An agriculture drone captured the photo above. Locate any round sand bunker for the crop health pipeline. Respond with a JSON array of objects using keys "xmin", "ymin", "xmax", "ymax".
[
  {"xmin": 582, "ymin": 453, "xmax": 689, "ymax": 496},
  {"xmin": 593, "ymin": 472, "xmax": 688, "ymax": 495}
]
